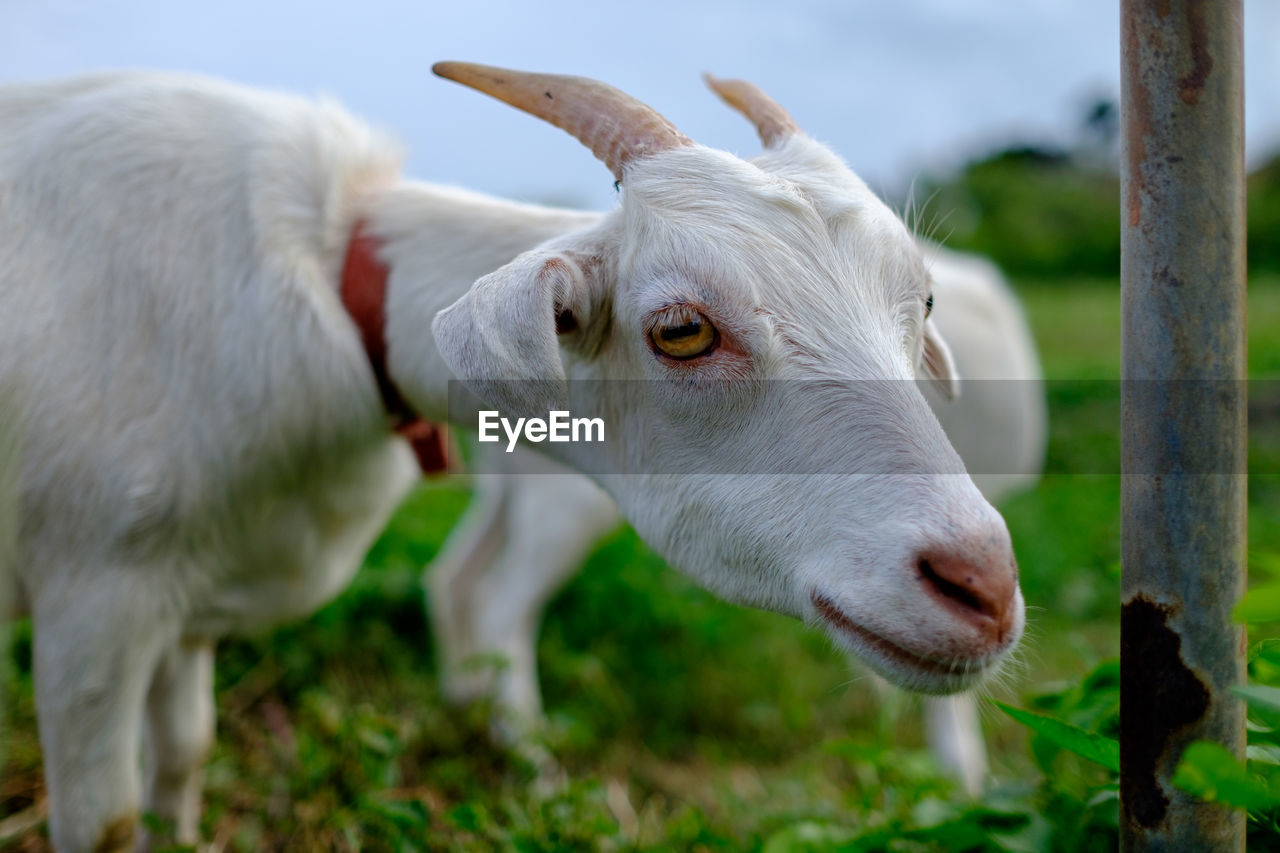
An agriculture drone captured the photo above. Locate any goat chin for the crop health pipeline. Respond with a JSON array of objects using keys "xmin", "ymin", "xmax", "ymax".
[{"xmin": 813, "ymin": 590, "xmax": 1021, "ymax": 696}]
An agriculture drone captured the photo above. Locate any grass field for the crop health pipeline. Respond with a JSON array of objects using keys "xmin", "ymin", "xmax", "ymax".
[{"xmin": 2, "ymin": 276, "xmax": 1278, "ymax": 850}]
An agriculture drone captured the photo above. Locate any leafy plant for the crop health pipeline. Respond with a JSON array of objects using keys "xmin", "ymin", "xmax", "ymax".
[
  {"xmin": 991, "ymin": 660, "xmax": 1121, "ymax": 852},
  {"xmin": 1168, "ymin": 565, "xmax": 1280, "ymax": 847},
  {"xmin": 992, "ymin": 702, "xmax": 1118, "ymax": 774}
]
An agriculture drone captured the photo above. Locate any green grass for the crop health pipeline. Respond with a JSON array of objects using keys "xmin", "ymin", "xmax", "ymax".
[
  {"xmin": 3, "ymin": 277, "xmax": 1279, "ymax": 850},
  {"xmin": 1017, "ymin": 274, "xmax": 1280, "ymax": 380}
]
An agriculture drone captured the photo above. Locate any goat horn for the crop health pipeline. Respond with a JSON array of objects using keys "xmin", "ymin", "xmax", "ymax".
[
  {"xmin": 703, "ymin": 73, "xmax": 799, "ymax": 148},
  {"xmin": 433, "ymin": 62, "xmax": 692, "ymax": 182}
]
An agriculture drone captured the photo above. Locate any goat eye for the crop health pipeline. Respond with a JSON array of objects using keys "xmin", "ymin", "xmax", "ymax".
[
  {"xmin": 650, "ymin": 307, "xmax": 718, "ymax": 359},
  {"xmin": 925, "ymin": 293, "xmax": 934, "ymax": 318}
]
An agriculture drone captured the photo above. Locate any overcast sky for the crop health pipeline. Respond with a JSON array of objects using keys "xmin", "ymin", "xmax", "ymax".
[{"xmin": 5, "ymin": 1, "xmax": 1278, "ymax": 210}]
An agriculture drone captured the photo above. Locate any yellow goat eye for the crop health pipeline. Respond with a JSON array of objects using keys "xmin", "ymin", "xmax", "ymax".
[{"xmin": 650, "ymin": 307, "xmax": 718, "ymax": 359}]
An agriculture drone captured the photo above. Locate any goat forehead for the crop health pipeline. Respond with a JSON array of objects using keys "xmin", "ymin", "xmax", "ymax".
[
  {"xmin": 622, "ymin": 149, "xmax": 819, "ymax": 242},
  {"xmin": 620, "ymin": 146, "xmax": 925, "ymax": 300},
  {"xmin": 748, "ymin": 135, "xmax": 931, "ymax": 290}
]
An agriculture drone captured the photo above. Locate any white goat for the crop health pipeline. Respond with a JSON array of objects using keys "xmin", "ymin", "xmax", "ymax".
[
  {"xmin": 427, "ymin": 245, "xmax": 1046, "ymax": 797},
  {"xmin": 1, "ymin": 64, "xmax": 1025, "ymax": 850}
]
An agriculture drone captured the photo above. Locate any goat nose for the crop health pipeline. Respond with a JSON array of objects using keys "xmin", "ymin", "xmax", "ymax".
[{"xmin": 916, "ymin": 549, "xmax": 1018, "ymax": 644}]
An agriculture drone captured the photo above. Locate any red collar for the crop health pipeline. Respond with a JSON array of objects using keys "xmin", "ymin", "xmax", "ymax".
[{"xmin": 340, "ymin": 220, "xmax": 448, "ymax": 474}]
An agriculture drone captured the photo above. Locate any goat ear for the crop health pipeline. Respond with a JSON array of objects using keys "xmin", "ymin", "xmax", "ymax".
[
  {"xmin": 920, "ymin": 317, "xmax": 960, "ymax": 401},
  {"xmin": 432, "ymin": 250, "xmax": 587, "ymax": 416}
]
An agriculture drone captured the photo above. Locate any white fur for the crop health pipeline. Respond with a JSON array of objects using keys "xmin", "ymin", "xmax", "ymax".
[
  {"xmin": 427, "ymin": 246, "xmax": 1046, "ymax": 796},
  {"xmin": 3, "ymin": 70, "xmax": 1025, "ymax": 848}
]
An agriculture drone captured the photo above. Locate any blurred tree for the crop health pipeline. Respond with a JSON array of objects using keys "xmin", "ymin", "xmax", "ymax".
[
  {"xmin": 914, "ymin": 147, "xmax": 1122, "ymax": 279},
  {"xmin": 1249, "ymin": 154, "xmax": 1280, "ymax": 274},
  {"xmin": 1082, "ymin": 97, "xmax": 1119, "ymax": 152},
  {"xmin": 904, "ymin": 92, "xmax": 1280, "ymax": 281}
]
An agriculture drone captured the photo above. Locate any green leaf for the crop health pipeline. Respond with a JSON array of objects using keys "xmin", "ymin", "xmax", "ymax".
[
  {"xmin": 1247, "ymin": 744, "xmax": 1280, "ymax": 765},
  {"xmin": 1235, "ymin": 684, "xmax": 1280, "ymax": 714},
  {"xmin": 1250, "ymin": 551, "xmax": 1280, "ymax": 579},
  {"xmin": 1248, "ymin": 637, "xmax": 1280, "ymax": 665},
  {"xmin": 362, "ymin": 794, "xmax": 432, "ymax": 830},
  {"xmin": 1233, "ymin": 584, "xmax": 1280, "ymax": 624},
  {"xmin": 994, "ymin": 701, "xmax": 1120, "ymax": 772},
  {"xmin": 762, "ymin": 822, "xmax": 857, "ymax": 853},
  {"xmin": 1172, "ymin": 740, "xmax": 1280, "ymax": 811},
  {"xmin": 904, "ymin": 808, "xmax": 1031, "ymax": 847}
]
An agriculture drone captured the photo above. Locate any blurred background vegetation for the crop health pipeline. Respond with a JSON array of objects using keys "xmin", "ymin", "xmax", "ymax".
[
  {"xmin": 921, "ymin": 97, "xmax": 1280, "ymax": 282},
  {"xmin": 3, "ymin": 100, "xmax": 1280, "ymax": 851}
]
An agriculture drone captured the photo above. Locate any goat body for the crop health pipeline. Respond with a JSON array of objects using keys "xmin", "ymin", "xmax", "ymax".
[
  {"xmin": 2, "ymin": 71, "xmax": 597, "ymax": 850},
  {"xmin": 2, "ymin": 67, "xmax": 1026, "ymax": 849}
]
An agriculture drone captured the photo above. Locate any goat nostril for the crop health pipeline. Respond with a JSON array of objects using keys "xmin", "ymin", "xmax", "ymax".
[{"xmin": 917, "ymin": 555, "xmax": 1014, "ymax": 632}]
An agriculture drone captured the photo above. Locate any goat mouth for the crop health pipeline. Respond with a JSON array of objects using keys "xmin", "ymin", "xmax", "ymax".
[{"xmin": 810, "ymin": 591, "xmax": 990, "ymax": 683}]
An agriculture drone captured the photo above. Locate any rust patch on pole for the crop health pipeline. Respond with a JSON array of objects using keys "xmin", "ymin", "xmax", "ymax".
[
  {"xmin": 1123, "ymin": 8, "xmax": 1154, "ymax": 229},
  {"xmin": 1120, "ymin": 596, "xmax": 1210, "ymax": 829},
  {"xmin": 1177, "ymin": 3, "xmax": 1213, "ymax": 105},
  {"xmin": 1121, "ymin": 0, "xmax": 1246, "ymax": 850}
]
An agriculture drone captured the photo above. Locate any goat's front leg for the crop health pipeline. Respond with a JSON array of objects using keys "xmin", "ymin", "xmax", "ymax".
[
  {"xmin": 427, "ymin": 466, "xmax": 511, "ymax": 708},
  {"xmin": 141, "ymin": 637, "xmax": 215, "ymax": 848},
  {"xmin": 472, "ymin": 470, "xmax": 619, "ymax": 736},
  {"xmin": 32, "ymin": 584, "xmax": 174, "ymax": 852},
  {"xmin": 427, "ymin": 446, "xmax": 618, "ymax": 740},
  {"xmin": 924, "ymin": 692, "xmax": 988, "ymax": 797}
]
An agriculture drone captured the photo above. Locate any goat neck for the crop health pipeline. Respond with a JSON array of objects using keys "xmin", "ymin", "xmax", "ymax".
[
  {"xmin": 364, "ymin": 183, "xmax": 604, "ymax": 422},
  {"xmin": 339, "ymin": 219, "xmax": 447, "ymax": 473}
]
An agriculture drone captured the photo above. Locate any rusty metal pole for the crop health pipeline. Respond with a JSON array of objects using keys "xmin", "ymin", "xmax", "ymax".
[{"xmin": 1120, "ymin": 0, "xmax": 1247, "ymax": 850}]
